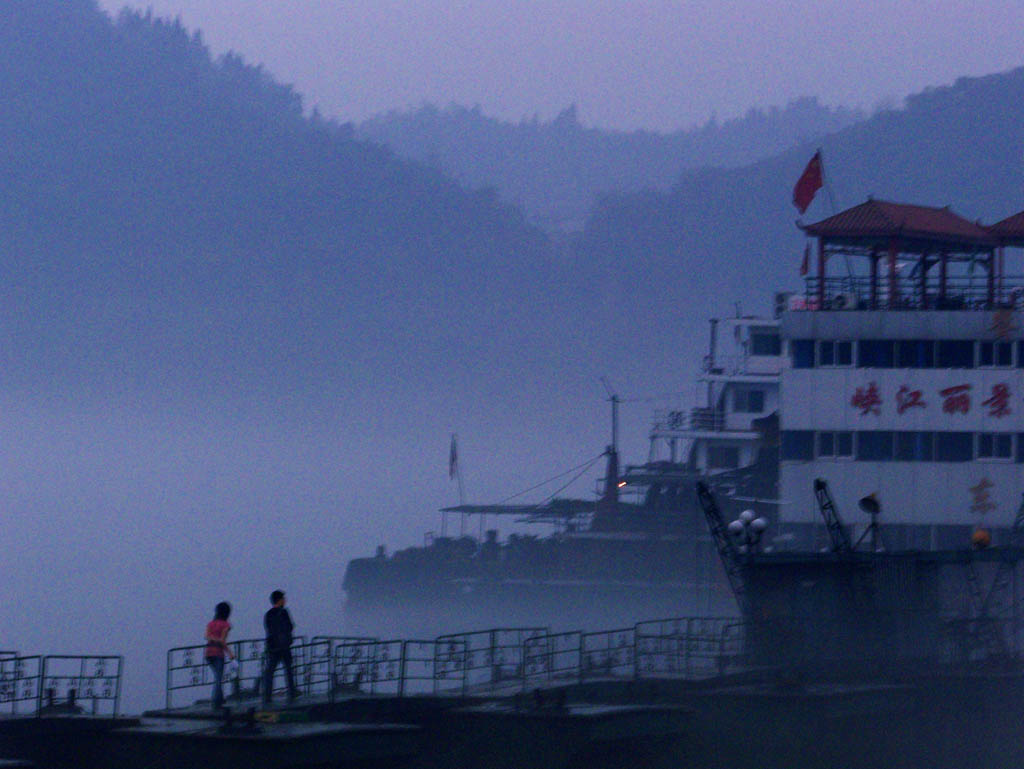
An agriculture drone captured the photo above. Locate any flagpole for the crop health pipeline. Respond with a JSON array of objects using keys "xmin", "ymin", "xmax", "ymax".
[
  {"xmin": 817, "ymin": 147, "xmax": 838, "ymax": 215},
  {"xmin": 815, "ymin": 147, "xmax": 856, "ymax": 283},
  {"xmin": 457, "ymin": 460, "xmax": 466, "ymax": 518}
]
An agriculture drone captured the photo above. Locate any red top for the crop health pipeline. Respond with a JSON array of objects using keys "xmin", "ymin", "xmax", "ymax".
[
  {"xmin": 800, "ymin": 199, "xmax": 993, "ymax": 247},
  {"xmin": 205, "ymin": 619, "xmax": 231, "ymax": 658}
]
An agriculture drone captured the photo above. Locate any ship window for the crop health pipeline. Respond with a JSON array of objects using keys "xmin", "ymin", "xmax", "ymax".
[
  {"xmin": 707, "ymin": 446, "xmax": 740, "ymax": 469},
  {"xmin": 1018, "ymin": 434, "xmax": 1024, "ymax": 463},
  {"xmin": 781, "ymin": 431, "xmax": 814, "ymax": 461},
  {"xmin": 818, "ymin": 340, "xmax": 852, "ymax": 367},
  {"xmin": 734, "ymin": 389, "xmax": 765, "ymax": 413},
  {"xmin": 937, "ymin": 340, "xmax": 974, "ymax": 369},
  {"xmin": 836, "ymin": 341, "xmax": 853, "ymax": 366},
  {"xmin": 792, "ymin": 339, "xmax": 815, "ymax": 368},
  {"xmin": 896, "ymin": 432, "xmax": 934, "ymax": 461},
  {"xmin": 1001, "ymin": 342, "xmax": 1014, "ymax": 367},
  {"xmin": 857, "ymin": 340, "xmax": 894, "ymax": 368},
  {"xmin": 978, "ymin": 433, "xmax": 1013, "ymax": 460},
  {"xmin": 750, "ymin": 329, "xmax": 781, "ymax": 356},
  {"xmin": 818, "ymin": 431, "xmax": 853, "ymax": 458},
  {"xmin": 819, "ymin": 341, "xmax": 834, "ymax": 366},
  {"xmin": 856, "ymin": 431, "xmax": 894, "ymax": 461},
  {"xmin": 1018, "ymin": 342, "xmax": 1024, "ymax": 369},
  {"xmin": 979, "ymin": 341, "xmax": 1013, "ymax": 368},
  {"xmin": 897, "ymin": 340, "xmax": 934, "ymax": 368},
  {"xmin": 936, "ymin": 432, "xmax": 973, "ymax": 462}
]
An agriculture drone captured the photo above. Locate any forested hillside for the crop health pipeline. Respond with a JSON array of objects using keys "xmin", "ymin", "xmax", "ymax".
[
  {"xmin": 0, "ymin": 0, "xmax": 561, "ymax": 398},
  {"xmin": 358, "ymin": 99, "xmax": 863, "ymax": 231},
  {"xmin": 577, "ymin": 68, "xmax": 1024, "ymax": 373}
]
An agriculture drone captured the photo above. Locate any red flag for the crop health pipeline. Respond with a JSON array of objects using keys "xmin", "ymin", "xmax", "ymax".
[
  {"xmin": 448, "ymin": 434, "xmax": 458, "ymax": 479},
  {"xmin": 793, "ymin": 151, "xmax": 823, "ymax": 214},
  {"xmin": 800, "ymin": 242, "xmax": 810, "ymax": 276}
]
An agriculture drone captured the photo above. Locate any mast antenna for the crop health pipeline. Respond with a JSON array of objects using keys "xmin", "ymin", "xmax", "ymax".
[{"xmin": 599, "ymin": 377, "xmax": 619, "ymax": 451}]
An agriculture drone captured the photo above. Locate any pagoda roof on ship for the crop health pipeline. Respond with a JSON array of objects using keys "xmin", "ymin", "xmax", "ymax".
[
  {"xmin": 799, "ymin": 198, "xmax": 994, "ymax": 252},
  {"xmin": 988, "ymin": 209, "xmax": 1024, "ymax": 246}
]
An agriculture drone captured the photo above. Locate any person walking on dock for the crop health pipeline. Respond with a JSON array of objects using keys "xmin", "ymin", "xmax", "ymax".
[
  {"xmin": 262, "ymin": 590, "xmax": 299, "ymax": 706},
  {"xmin": 204, "ymin": 601, "xmax": 235, "ymax": 709}
]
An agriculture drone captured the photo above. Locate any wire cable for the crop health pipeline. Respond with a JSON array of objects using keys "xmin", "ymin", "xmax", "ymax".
[{"xmin": 497, "ymin": 452, "xmax": 605, "ymax": 504}]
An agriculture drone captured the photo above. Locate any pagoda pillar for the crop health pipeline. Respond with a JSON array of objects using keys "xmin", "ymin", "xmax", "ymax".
[
  {"xmin": 919, "ymin": 253, "xmax": 929, "ymax": 309},
  {"xmin": 888, "ymin": 239, "xmax": 898, "ymax": 309},
  {"xmin": 938, "ymin": 252, "xmax": 948, "ymax": 306},
  {"xmin": 869, "ymin": 247, "xmax": 878, "ymax": 309},
  {"xmin": 987, "ymin": 250, "xmax": 995, "ymax": 308},
  {"xmin": 817, "ymin": 238, "xmax": 825, "ymax": 309}
]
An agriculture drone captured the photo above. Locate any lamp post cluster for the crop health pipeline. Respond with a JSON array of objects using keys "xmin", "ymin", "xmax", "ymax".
[{"xmin": 727, "ymin": 509, "xmax": 768, "ymax": 554}]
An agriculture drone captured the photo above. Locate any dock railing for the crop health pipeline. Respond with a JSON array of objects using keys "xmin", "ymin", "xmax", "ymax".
[
  {"xmin": 177, "ymin": 613, "xmax": 1014, "ymax": 706},
  {"xmin": 434, "ymin": 627, "xmax": 548, "ymax": 693},
  {"xmin": 0, "ymin": 655, "xmax": 123, "ymax": 717},
  {"xmin": 0, "ymin": 656, "xmax": 42, "ymax": 716},
  {"xmin": 581, "ymin": 627, "xmax": 636, "ymax": 681},
  {"xmin": 40, "ymin": 656, "xmax": 123, "ymax": 716},
  {"xmin": 523, "ymin": 631, "xmax": 582, "ymax": 687},
  {"xmin": 165, "ymin": 636, "xmax": 310, "ymax": 709},
  {"xmin": 330, "ymin": 639, "xmax": 468, "ymax": 697},
  {"xmin": 635, "ymin": 616, "xmax": 738, "ymax": 679},
  {"xmin": 166, "ymin": 618, "xmax": 749, "ymax": 706}
]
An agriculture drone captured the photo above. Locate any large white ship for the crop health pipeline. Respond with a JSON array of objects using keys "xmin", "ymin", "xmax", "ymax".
[
  {"xmin": 778, "ymin": 198, "xmax": 1024, "ymax": 550},
  {"xmin": 341, "ymin": 197, "xmax": 1024, "ymax": 634}
]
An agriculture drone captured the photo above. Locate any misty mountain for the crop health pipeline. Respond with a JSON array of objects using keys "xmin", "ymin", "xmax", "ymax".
[
  {"xmin": 357, "ymin": 100, "xmax": 864, "ymax": 232},
  {"xmin": 577, "ymin": 67, "xmax": 1024, "ymax": 375},
  {"xmin": 0, "ymin": 1, "xmax": 569, "ymax": 399}
]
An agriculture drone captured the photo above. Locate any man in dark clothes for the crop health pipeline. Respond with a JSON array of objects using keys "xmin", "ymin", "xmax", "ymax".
[{"xmin": 262, "ymin": 589, "xmax": 299, "ymax": 705}]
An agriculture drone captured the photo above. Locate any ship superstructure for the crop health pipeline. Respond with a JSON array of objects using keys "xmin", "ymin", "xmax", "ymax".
[
  {"xmin": 778, "ymin": 199, "xmax": 1024, "ymax": 550},
  {"xmin": 641, "ymin": 315, "xmax": 784, "ymax": 475}
]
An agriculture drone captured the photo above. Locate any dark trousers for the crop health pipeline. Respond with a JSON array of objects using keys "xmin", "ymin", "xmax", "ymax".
[
  {"xmin": 262, "ymin": 648, "xmax": 298, "ymax": 703},
  {"xmin": 205, "ymin": 657, "xmax": 225, "ymax": 708}
]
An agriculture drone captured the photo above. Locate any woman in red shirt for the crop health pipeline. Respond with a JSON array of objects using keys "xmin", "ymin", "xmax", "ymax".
[{"xmin": 204, "ymin": 601, "xmax": 235, "ymax": 709}]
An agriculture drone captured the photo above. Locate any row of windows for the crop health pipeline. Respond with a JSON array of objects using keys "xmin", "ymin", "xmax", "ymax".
[
  {"xmin": 782, "ymin": 430, "xmax": 1024, "ymax": 463},
  {"xmin": 792, "ymin": 339, "xmax": 1022, "ymax": 369}
]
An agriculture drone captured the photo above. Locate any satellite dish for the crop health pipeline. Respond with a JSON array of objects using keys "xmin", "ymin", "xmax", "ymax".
[{"xmin": 859, "ymin": 493, "xmax": 881, "ymax": 516}]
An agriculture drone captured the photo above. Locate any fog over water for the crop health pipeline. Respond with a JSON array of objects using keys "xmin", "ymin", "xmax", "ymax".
[{"xmin": 4, "ymin": 0, "xmax": 1024, "ymax": 715}]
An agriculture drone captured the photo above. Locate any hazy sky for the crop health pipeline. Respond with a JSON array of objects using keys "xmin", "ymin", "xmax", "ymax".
[{"xmin": 95, "ymin": 0, "xmax": 1024, "ymax": 131}]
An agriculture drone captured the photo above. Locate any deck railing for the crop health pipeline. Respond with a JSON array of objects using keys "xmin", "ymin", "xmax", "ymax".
[{"xmin": 797, "ymin": 275, "xmax": 1024, "ymax": 312}]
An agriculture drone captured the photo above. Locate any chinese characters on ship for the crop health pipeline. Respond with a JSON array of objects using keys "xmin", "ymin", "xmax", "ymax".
[{"xmin": 851, "ymin": 382, "xmax": 1012, "ymax": 417}]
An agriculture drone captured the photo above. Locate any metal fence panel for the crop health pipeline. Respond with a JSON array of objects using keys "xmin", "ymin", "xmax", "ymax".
[
  {"xmin": 523, "ymin": 631, "xmax": 582, "ymax": 686},
  {"xmin": 40, "ymin": 656, "xmax": 123, "ymax": 716},
  {"xmin": 331, "ymin": 640, "xmax": 404, "ymax": 696},
  {"xmin": 581, "ymin": 628, "xmax": 635, "ymax": 680},
  {"xmin": 166, "ymin": 636, "xmax": 307, "ymax": 709},
  {"xmin": 435, "ymin": 627, "xmax": 547, "ymax": 690},
  {"xmin": 0, "ymin": 656, "xmax": 42, "ymax": 715}
]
